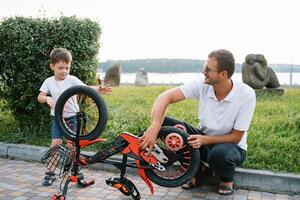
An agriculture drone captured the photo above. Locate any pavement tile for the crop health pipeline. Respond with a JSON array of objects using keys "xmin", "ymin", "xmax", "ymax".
[
  {"xmin": 0, "ymin": 158, "xmax": 298, "ymax": 200},
  {"xmin": 249, "ymin": 191, "xmax": 262, "ymax": 197},
  {"xmin": 9, "ymin": 191, "xmax": 24, "ymax": 197},
  {"xmin": 166, "ymin": 191, "xmax": 181, "ymax": 196},
  {"xmin": 233, "ymin": 194, "xmax": 247, "ymax": 200},
  {"xmin": 248, "ymin": 197, "xmax": 262, "ymax": 200},
  {"xmin": 0, "ymin": 196, "xmax": 15, "ymax": 200},
  {"xmin": 262, "ymin": 192, "xmax": 276, "ymax": 198},
  {"xmin": 193, "ymin": 191, "xmax": 206, "ymax": 199},
  {"xmin": 291, "ymin": 196, "xmax": 300, "ymax": 200},
  {"xmin": 205, "ymin": 192, "xmax": 220, "ymax": 200},
  {"xmin": 12, "ymin": 197, "xmax": 28, "ymax": 200},
  {"xmin": 219, "ymin": 195, "xmax": 234, "ymax": 200},
  {"xmin": 276, "ymin": 194, "xmax": 289, "ymax": 199}
]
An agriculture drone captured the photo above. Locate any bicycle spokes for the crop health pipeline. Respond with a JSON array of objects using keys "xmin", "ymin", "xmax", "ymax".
[
  {"xmin": 149, "ymin": 132, "xmax": 192, "ymax": 180},
  {"xmin": 61, "ymin": 93, "xmax": 101, "ymax": 137}
]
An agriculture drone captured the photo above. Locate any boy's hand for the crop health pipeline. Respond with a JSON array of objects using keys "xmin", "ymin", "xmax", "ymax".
[
  {"xmin": 46, "ymin": 97, "xmax": 55, "ymax": 108},
  {"xmin": 98, "ymin": 85, "xmax": 112, "ymax": 95}
]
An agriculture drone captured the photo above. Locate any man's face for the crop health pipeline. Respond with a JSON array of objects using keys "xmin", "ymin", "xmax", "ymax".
[
  {"xmin": 50, "ymin": 61, "xmax": 70, "ymax": 80},
  {"xmin": 202, "ymin": 57, "xmax": 220, "ymax": 85}
]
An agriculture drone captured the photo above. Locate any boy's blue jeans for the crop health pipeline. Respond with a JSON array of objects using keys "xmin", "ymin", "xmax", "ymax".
[{"xmin": 51, "ymin": 116, "xmax": 77, "ymax": 139}]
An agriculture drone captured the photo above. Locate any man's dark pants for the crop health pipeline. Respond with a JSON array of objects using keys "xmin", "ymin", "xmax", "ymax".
[{"xmin": 162, "ymin": 116, "xmax": 246, "ymax": 182}]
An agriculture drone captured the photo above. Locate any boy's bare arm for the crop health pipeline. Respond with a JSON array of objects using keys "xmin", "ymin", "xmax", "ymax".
[
  {"xmin": 37, "ymin": 92, "xmax": 48, "ymax": 103},
  {"xmin": 37, "ymin": 92, "xmax": 54, "ymax": 108}
]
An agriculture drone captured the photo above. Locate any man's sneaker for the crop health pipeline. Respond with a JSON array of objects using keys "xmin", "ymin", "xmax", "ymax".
[{"xmin": 42, "ymin": 171, "xmax": 56, "ymax": 186}]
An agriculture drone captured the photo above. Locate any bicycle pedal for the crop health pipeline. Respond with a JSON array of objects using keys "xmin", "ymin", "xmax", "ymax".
[
  {"xmin": 106, "ymin": 177, "xmax": 140, "ymax": 199},
  {"xmin": 52, "ymin": 194, "xmax": 65, "ymax": 200},
  {"xmin": 106, "ymin": 177, "xmax": 131, "ymax": 195},
  {"xmin": 78, "ymin": 178, "xmax": 95, "ymax": 188},
  {"xmin": 106, "ymin": 178, "xmax": 129, "ymax": 195}
]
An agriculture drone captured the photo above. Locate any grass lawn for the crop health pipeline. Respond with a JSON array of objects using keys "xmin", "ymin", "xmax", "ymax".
[{"xmin": 0, "ymin": 86, "xmax": 300, "ymax": 173}]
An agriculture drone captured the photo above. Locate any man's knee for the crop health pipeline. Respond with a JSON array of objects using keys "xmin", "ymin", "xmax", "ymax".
[
  {"xmin": 162, "ymin": 116, "xmax": 179, "ymax": 126},
  {"xmin": 208, "ymin": 143, "xmax": 238, "ymax": 171}
]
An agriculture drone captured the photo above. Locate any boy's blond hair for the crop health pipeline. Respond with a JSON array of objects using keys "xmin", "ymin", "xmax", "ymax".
[{"xmin": 50, "ymin": 48, "xmax": 72, "ymax": 64}]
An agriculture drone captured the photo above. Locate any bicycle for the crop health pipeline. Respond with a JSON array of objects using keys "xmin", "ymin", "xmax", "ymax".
[{"xmin": 41, "ymin": 85, "xmax": 200, "ymax": 200}]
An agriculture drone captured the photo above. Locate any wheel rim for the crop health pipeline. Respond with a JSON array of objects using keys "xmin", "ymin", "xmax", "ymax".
[
  {"xmin": 151, "ymin": 133, "xmax": 192, "ymax": 180},
  {"xmin": 165, "ymin": 132, "xmax": 184, "ymax": 151}
]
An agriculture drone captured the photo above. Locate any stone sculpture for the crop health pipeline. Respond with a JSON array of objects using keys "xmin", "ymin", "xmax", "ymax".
[
  {"xmin": 104, "ymin": 64, "xmax": 121, "ymax": 86},
  {"xmin": 242, "ymin": 54, "xmax": 280, "ymax": 89},
  {"xmin": 135, "ymin": 68, "xmax": 149, "ymax": 86}
]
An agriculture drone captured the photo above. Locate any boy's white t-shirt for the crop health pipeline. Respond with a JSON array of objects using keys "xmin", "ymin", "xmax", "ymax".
[
  {"xmin": 179, "ymin": 78, "xmax": 256, "ymax": 151},
  {"xmin": 39, "ymin": 75, "xmax": 85, "ymax": 117}
]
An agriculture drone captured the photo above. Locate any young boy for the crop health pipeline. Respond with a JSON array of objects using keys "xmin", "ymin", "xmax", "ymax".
[{"xmin": 38, "ymin": 48, "xmax": 112, "ymax": 186}]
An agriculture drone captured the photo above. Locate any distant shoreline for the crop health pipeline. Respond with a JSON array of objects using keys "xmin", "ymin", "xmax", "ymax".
[
  {"xmin": 99, "ymin": 72, "xmax": 300, "ymax": 86},
  {"xmin": 99, "ymin": 58, "xmax": 300, "ymax": 74},
  {"xmin": 120, "ymin": 83, "xmax": 300, "ymax": 88}
]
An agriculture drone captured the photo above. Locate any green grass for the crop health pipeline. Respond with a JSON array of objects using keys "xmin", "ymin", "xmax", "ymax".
[
  {"xmin": 0, "ymin": 98, "xmax": 52, "ymax": 146},
  {"xmin": 244, "ymin": 90, "xmax": 300, "ymax": 172},
  {"xmin": 0, "ymin": 86, "xmax": 300, "ymax": 173}
]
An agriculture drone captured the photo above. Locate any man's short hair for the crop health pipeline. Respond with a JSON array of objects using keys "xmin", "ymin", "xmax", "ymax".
[
  {"xmin": 50, "ymin": 48, "xmax": 72, "ymax": 64},
  {"xmin": 208, "ymin": 49, "xmax": 235, "ymax": 78}
]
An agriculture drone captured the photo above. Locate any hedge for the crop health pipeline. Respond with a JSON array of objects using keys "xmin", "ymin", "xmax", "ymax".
[{"xmin": 0, "ymin": 16, "xmax": 101, "ymax": 136}]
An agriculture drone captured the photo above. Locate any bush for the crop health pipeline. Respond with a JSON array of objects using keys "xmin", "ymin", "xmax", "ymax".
[{"xmin": 0, "ymin": 16, "xmax": 101, "ymax": 137}]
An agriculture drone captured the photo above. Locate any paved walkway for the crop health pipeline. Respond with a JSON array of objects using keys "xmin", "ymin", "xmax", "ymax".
[{"xmin": 0, "ymin": 158, "xmax": 299, "ymax": 200}]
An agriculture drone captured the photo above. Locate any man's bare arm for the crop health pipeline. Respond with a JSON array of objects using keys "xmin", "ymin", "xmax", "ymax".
[
  {"xmin": 188, "ymin": 129, "xmax": 245, "ymax": 149},
  {"xmin": 139, "ymin": 87, "xmax": 186, "ymax": 152}
]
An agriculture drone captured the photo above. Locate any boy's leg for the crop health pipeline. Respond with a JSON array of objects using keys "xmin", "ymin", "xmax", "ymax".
[
  {"xmin": 42, "ymin": 117, "xmax": 63, "ymax": 186},
  {"xmin": 51, "ymin": 139, "xmax": 63, "ymax": 147},
  {"xmin": 42, "ymin": 139, "xmax": 61, "ymax": 186},
  {"xmin": 64, "ymin": 116, "xmax": 85, "ymax": 163},
  {"xmin": 65, "ymin": 116, "xmax": 86, "ymax": 179}
]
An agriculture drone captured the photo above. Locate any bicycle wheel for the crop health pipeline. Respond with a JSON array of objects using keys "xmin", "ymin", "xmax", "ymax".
[
  {"xmin": 54, "ymin": 85, "xmax": 107, "ymax": 141},
  {"xmin": 143, "ymin": 126, "xmax": 200, "ymax": 187}
]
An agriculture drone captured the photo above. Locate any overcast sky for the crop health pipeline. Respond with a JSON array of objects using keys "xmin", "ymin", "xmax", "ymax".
[{"xmin": 1, "ymin": 0, "xmax": 299, "ymax": 64}]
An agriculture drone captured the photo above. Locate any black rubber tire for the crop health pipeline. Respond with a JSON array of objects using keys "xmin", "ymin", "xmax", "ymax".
[
  {"xmin": 144, "ymin": 126, "xmax": 200, "ymax": 187},
  {"xmin": 55, "ymin": 85, "xmax": 107, "ymax": 141}
]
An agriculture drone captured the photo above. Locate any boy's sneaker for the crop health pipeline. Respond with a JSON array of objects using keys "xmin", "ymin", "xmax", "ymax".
[
  {"xmin": 42, "ymin": 171, "xmax": 56, "ymax": 186},
  {"xmin": 78, "ymin": 172, "xmax": 84, "ymax": 180}
]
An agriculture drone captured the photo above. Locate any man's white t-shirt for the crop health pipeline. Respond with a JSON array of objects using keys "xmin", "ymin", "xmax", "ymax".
[
  {"xmin": 179, "ymin": 78, "xmax": 256, "ymax": 151},
  {"xmin": 39, "ymin": 75, "xmax": 85, "ymax": 117}
]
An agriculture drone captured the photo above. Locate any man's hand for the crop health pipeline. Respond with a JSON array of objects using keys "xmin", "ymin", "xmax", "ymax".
[
  {"xmin": 188, "ymin": 134, "xmax": 207, "ymax": 149},
  {"xmin": 98, "ymin": 85, "xmax": 112, "ymax": 95},
  {"xmin": 139, "ymin": 124, "xmax": 161, "ymax": 155},
  {"xmin": 46, "ymin": 97, "xmax": 55, "ymax": 108}
]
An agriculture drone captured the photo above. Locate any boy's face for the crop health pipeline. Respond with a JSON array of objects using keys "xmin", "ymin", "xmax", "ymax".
[{"xmin": 50, "ymin": 61, "xmax": 70, "ymax": 80}]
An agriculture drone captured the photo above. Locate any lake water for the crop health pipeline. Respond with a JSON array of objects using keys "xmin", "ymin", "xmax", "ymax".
[{"xmin": 98, "ymin": 72, "xmax": 300, "ymax": 86}]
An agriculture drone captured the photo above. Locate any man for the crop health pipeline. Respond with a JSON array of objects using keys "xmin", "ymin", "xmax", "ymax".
[{"xmin": 139, "ymin": 49, "xmax": 256, "ymax": 195}]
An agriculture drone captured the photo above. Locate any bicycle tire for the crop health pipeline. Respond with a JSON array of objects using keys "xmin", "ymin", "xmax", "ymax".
[
  {"xmin": 144, "ymin": 126, "xmax": 200, "ymax": 187},
  {"xmin": 54, "ymin": 85, "xmax": 107, "ymax": 141}
]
